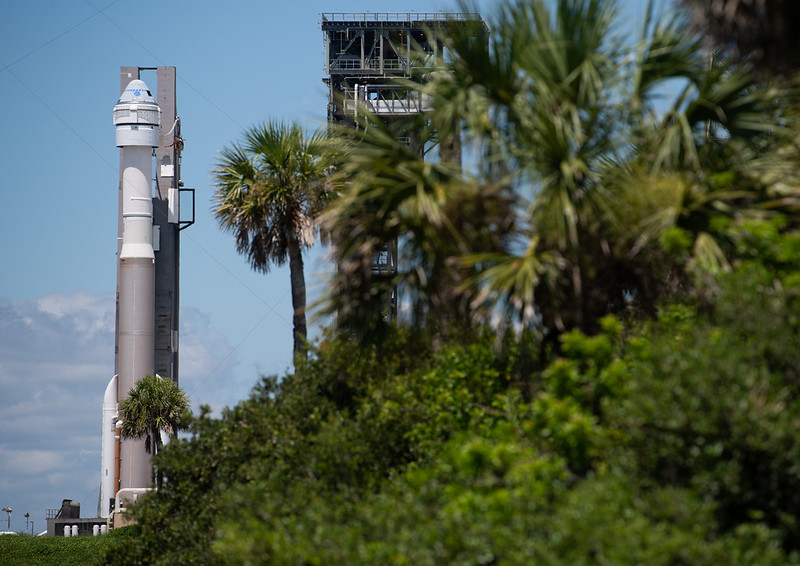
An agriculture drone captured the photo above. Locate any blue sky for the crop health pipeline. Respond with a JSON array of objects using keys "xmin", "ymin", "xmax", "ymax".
[{"xmin": 0, "ymin": 0, "xmax": 651, "ymax": 533}]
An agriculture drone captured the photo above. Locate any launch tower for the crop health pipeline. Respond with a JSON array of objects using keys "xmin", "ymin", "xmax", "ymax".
[{"xmin": 320, "ymin": 12, "xmax": 484, "ymax": 320}]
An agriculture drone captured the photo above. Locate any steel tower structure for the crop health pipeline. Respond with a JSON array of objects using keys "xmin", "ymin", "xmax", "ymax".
[{"xmin": 321, "ymin": 11, "xmax": 484, "ymax": 320}]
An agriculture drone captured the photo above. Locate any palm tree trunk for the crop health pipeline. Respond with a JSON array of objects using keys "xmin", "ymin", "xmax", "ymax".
[
  {"xmin": 288, "ymin": 236, "xmax": 307, "ymax": 364},
  {"xmin": 151, "ymin": 427, "xmax": 160, "ymax": 487}
]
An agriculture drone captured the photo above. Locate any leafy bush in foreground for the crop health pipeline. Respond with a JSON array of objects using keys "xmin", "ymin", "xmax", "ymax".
[
  {"xmin": 100, "ymin": 224, "xmax": 800, "ymax": 564},
  {"xmin": 0, "ymin": 527, "xmax": 134, "ymax": 566}
]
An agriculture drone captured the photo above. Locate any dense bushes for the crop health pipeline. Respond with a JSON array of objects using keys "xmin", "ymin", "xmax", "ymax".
[
  {"xmin": 97, "ymin": 227, "xmax": 800, "ymax": 563},
  {"xmin": 0, "ymin": 527, "xmax": 135, "ymax": 566}
]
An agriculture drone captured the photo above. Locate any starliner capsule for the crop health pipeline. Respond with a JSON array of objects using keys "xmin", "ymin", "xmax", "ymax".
[{"xmin": 110, "ymin": 79, "xmax": 161, "ymax": 494}]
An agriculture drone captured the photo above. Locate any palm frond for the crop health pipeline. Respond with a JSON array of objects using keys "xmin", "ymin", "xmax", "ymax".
[
  {"xmin": 119, "ymin": 375, "xmax": 190, "ymax": 455},
  {"xmin": 211, "ymin": 120, "xmax": 333, "ymax": 273},
  {"xmin": 460, "ymin": 237, "xmax": 564, "ymax": 328}
]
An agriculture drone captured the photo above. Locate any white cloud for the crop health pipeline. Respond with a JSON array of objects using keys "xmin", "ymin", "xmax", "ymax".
[
  {"xmin": 179, "ymin": 307, "xmax": 248, "ymax": 414},
  {"xmin": 0, "ymin": 447, "xmax": 64, "ymax": 476},
  {"xmin": 34, "ymin": 291, "xmax": 115, "ymax": 342},
  {"xmin": 0, "ymin": 291, "xmax": 243, "ymax": 529}
]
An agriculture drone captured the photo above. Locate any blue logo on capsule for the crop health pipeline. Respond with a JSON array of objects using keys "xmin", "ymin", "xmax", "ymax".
[{"xmin": 124, "ymin": 88, "xmax": 151, "ymax": 97}]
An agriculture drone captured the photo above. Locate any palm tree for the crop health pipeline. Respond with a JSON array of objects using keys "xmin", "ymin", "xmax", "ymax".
[
  {"xmin": 212, "ymin": 121, "xmax": 333, "ymax": 362},
  {"xmin": 325, "ymin": 0, "xmax": 636, "ymax": 335},
  {"xmin": 322, "ymin": 0, "xmax": 795, "ymax": 341},
  {"xmin": 119, "ymin": 375, "xmax": 190, "ymax": 458},
  {"xmin": 322, "ymin": 112, "xmax": 515, "ymax": 335}
]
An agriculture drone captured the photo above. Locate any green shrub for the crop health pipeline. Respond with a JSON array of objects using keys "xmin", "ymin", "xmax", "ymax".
[{"xmin": 0, "ymin": 528, "xmax": 134, "ymax": 566}]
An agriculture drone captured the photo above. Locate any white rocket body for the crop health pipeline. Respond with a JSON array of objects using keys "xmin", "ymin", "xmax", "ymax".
[
  {"xmin": 99, "ymin": 375, "xmax": 118, "ymax": 518},
  {"xmin": 110, "ymin": 79, "xmax": 161, "ymax": 492}
]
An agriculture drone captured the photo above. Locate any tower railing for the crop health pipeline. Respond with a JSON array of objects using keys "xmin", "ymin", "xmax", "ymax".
[
  {"xmin": 328, "ymin": 58, "xmax": 404, "ymax": 71},
  {"xmin": 344, "ymin": 85, "xmax": 432, "ymax": 116},
  {"xmin": 321, "ymin": 12, "xmax": 481, "ymax": 23}
]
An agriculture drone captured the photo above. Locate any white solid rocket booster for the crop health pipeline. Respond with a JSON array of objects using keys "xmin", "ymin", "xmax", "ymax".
[
  {"xmin": 99, "ymin": 374, "xmax": 118, "ymax": 518},
  {"xmin": 111, "ymin": 79, "xmax": 161, "ymax": 493}
]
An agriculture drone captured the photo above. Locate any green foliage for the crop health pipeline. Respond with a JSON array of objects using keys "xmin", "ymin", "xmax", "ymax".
[
  {"xmin": 205, "ymin": 299, "xmax": 800, "ymax": 563},
  {"xmin": 322, "ymin": 111, "xmax": 516, "ymax": 335},
  {"xmin": 607, "ymin": 248, "xmax": 800, "ymax": 550},
  {"xmin": 97, "ymin": 219, "xmax": 800, "ymax": 563},
  {"xmin": 212, "ymin": 398, "xmax": 572, "ymax": 565},
  {"xmin": 531, "ymin": 473, "xmax": 795, "ymax": 565},
  {"xmin": 0, "ymin": 528, "xmax": 134, "ymax": 566},
  {"xmin": 119, "ymin": 375, "xmax": 190, "ymax": 456},
  {"xmin": 322, "ymin": 0, "xmax": 800, "ymax": 342}
]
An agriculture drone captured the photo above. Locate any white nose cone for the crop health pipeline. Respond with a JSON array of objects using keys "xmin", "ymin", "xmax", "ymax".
[{"xmin": 114, "ymin": 79, "xmax": 161, "ymax": 147}]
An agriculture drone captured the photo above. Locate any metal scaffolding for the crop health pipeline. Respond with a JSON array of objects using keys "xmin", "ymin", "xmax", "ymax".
[{"xmin": 321, "ymin": 12, "xmax": 485, "ymax": 321}]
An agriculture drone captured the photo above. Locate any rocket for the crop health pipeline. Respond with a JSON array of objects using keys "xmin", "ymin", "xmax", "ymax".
[
  {"xmin": 99, "ymin": 67, "xmax": 187, "ymax": 520},
  {"xmin": 99, "ymin": 79, "xmax": 161, "ymax": 517},
  {"xmin": 114, "ymin": 79, "xmax": 160, "ymax": 491}
]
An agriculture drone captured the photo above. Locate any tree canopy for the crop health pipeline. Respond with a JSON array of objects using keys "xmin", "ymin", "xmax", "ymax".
[
  {"xmin": 100, "ymin": 220, "xmax": 800, "ymax": 563},
  {"xmin": 321, "ymin": 0, "xmax": 797, "ymax": 346},
  {"xmin": 119, "ymin": 375, "xmax": 190, "ymax": 458}
]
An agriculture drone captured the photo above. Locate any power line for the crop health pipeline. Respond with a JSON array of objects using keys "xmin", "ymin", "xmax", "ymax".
[
  {"xmin": 0, "ymin": 0, "xmax": 123, "ymax": 171},
  {"xmin": 185, "ymin": 233, "xmax": 293, "ymax": 328},
  {"xmin": 86, "ymin": 0, "xmax": 245, "ymax": 131},
  {"xmin": 0, "ymin": 0, "xmax": 123, "ymax": 74},
  {"xmin": 0, "ymin": 56, "xmax": 117, "ymax": 172}
]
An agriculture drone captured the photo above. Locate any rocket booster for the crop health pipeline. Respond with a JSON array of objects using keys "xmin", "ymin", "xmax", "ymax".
[
  {"xmin": 112, "ymin": 79, "xmax": 161, "ymax": 491},
  {"xmin": 99, "ymin": 375, "xmax": 118, "ymax": 518}
]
